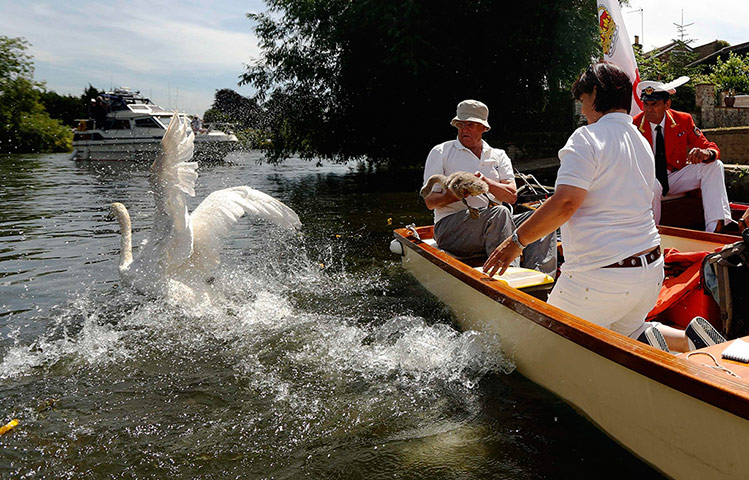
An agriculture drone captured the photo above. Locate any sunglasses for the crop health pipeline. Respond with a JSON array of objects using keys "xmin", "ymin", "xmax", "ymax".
[{"xmin": 454, "ymin": 121, "xmax": 484, "ymax": 130}]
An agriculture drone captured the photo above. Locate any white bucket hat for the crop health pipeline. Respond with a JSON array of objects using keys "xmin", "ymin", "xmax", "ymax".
[{"xmin": 450, "ymin": 99, "xmax": 490, "ymax": 130}]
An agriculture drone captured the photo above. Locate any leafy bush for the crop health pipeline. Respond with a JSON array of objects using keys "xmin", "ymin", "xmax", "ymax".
[{"xmin": 708, "ymin": 52, "xmax": 749, "ymax": 95}]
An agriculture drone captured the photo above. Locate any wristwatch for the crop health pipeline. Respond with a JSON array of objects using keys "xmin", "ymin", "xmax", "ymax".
[{"xmin": 511, "ymin": 231, "xmax": 526, "ymax": 249}]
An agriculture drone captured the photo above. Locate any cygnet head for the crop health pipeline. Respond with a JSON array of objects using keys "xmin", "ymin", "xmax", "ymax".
[{"xmin": 448, "ymin": 172, "xmax": 489, "ymax": 198}]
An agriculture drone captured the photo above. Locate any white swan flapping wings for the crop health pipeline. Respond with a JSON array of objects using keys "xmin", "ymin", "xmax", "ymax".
[{"xmin": 111, "ymin": 113, "xmax": 301, "ymax": 297}]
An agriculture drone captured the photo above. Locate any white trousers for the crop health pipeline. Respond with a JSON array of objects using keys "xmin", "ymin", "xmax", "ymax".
[
  {"xmin": 548, "ymin": 257, "xmax": 664, "ymax": 337},
  {"xmin": 652, "ymin": 161, "xmax": 732, "ymax": 231}
]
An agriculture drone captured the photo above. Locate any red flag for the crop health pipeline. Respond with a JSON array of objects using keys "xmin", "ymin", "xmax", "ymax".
[{"xmin": 597, "ymin": 0, "xmax": 642, "ymax": 116}]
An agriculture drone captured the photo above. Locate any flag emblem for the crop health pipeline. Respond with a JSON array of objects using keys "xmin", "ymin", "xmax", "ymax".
[{"xmin": 598, "ymin": 5, "xmax": 619, "ymax": 56}]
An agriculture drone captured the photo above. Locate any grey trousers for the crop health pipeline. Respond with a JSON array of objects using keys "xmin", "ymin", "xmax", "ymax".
[{"xmin": 434, "ymin": 206, "xmax": 557, "ymax": 278}]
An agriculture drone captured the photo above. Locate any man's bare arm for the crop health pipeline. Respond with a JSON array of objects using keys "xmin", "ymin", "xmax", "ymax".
[{"xmin": 424, "ymin": 189, "xmax": 459, "ymax": 210}]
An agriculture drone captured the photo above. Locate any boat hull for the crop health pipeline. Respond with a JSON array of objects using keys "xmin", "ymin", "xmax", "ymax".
[
  {"xmin": 71, "ymin": 136, "xmax": 238, "ymax": 162},
  {"xmin": 395, "ymin": 226, "xmax": 749, "ymax": 480}
]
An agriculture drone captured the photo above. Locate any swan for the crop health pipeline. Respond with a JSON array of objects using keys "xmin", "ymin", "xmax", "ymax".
[
  {"xmin": 110, "ymin": 112, "xmax": 301, "ymax": 299},
  {"xmin": 420, "ymin": 171, "xmax": 499, "ymax": 219}
]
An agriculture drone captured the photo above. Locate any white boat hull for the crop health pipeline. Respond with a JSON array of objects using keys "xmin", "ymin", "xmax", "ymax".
[
  {"xmin": 71, "ymin": 88, "xmax": 239, "ymax": 161},
  {"xmin": 72, "ymin": 136, "xmax": 238, "ymax": 162},
  {"xmin": 397, "ymin": 228, "xmax": 749, "ymax": 480}
]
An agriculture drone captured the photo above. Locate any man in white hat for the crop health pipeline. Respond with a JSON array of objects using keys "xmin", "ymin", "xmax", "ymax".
[
  {"xmin": 422, "ymin": 99, "xmax": 556, "ymax": 276},
  {"xmin": 633, "ymin": 78, "xmax": 731, "ymax": 232}
]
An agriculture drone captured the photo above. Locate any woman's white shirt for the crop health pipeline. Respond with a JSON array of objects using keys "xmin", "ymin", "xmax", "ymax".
[{"xmin": 555, "ymin": 112, "xmax": 660, "ymax": 272}]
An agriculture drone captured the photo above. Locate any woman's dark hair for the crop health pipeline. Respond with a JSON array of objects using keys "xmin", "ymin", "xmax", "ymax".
[{"xmin": 571, "ymin": 62, "xmax": 633, "ymax": 114}]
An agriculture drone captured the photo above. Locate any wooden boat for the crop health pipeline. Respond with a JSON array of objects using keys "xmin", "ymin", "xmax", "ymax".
[{"xmin": 391, "ymin": 224, "xmax": 749, "ymax": 480}]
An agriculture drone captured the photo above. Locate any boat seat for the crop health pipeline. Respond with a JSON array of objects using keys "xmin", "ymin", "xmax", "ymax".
[
  {"xmin": 646, "ymin": 248, "xmax": 720, "ymax": 330},
  {"xmin": 660, "ymin": 189, "xmax": 704, "ymax": 230}
]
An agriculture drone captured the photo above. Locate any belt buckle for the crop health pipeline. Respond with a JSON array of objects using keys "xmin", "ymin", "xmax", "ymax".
[{"xmin": 638, "ymin": 253, "xmax": 648, "ymax": 267}]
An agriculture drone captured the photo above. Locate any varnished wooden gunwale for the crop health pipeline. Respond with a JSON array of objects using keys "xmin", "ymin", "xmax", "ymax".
[{"xmin": 394, "ymin": 225, "xmax": 749, "ymax": 420}]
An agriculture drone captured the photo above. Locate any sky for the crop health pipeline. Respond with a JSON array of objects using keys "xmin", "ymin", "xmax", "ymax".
[
  {"xmin": 0, "ymin": 1, "xmax": 747, "ymax": 116},
  {"xmin": 0, "ymin": 0, "xmax": 265, "ymax": 116},
  {"xmin": 622, "ymin": 0, "xmax": 748, "ymax": 51}
]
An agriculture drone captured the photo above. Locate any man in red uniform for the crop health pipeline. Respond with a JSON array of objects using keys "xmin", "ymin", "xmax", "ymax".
[{"xmin": 633, "ymin": 79, "xmax": 731, "ymax": 232}]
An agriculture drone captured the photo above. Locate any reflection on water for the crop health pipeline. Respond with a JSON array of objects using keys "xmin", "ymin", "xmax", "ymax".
[{"xmin": 0, "ymin": 152, "xmax": 660, "ymax": 478}]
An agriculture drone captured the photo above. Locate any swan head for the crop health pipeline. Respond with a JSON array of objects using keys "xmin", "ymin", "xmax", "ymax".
[{"xmin": 110, "ymin": 202, "xmax": 129, "ymax": 220}]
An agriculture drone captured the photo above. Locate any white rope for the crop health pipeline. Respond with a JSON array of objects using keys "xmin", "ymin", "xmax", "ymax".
[{"xmin": 686, "ymin": 351, "xmax": 741, "ymax": 378}]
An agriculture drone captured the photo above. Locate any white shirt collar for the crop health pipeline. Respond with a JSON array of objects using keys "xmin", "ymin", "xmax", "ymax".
[
  {"xmin": 454, "ymin": 138, "xmax": 489, "ymax": 159},
  {"xmin": 649, "ymin": 115, "xmax": 666, "ymax": 138}
]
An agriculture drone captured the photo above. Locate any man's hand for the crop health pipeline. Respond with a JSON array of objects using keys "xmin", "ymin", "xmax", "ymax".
[
  {"xmin": 686, "ymin": 148, "xmax": 714, "ymax": 164},
  {"xmin": 475, "ymin": 171, "xmax": 517, "ymax": 204}
]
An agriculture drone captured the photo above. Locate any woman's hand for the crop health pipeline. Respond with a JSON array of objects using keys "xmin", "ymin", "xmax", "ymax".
[{"xmin": 483, "ymin": 236, "xmax": 522, "ymax": 277}]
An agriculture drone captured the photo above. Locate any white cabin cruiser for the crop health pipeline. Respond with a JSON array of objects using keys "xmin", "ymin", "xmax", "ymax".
[{"xmin": 72, "ymin": 88, "xmax": 239, "ymax": 161}]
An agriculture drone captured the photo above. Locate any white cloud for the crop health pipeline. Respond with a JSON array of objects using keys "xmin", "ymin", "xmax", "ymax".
[{"xmin": 0, "ymin": 0, "xmax": 264, "ymax": 114}]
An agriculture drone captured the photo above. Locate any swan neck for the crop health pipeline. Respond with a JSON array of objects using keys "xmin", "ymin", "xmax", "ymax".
[{"xmin": 112, "ymin": 203, "xmax": 133, "ymax": 269}]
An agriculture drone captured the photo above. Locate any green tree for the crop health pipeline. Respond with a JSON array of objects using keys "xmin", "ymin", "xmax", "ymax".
[
  {"xmin": 208, "ymin": 88, "xmax": 263, "ymax": 129},
  {"xmin": 635, "ymin": 40, "xmax": 703, "ymax": 111},
  {"xmin": 706, "ymin": 52, "xmax": 749, "ymax": 95},
  {"xmin": 39, "ymin": 90, "xmax": 87, "ymax": 127},
  {"xmin": 0, "ymin": 36, "xmax": 72, "ymax": 153},
  {"xmin": 242, "ymin": 0, "xmax": 599, "ymax": 165}
]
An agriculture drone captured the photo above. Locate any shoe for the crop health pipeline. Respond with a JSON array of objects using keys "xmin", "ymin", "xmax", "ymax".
[
  {"xmin": 685, "ymin": 316, "xmax": 726, "ymax": 351},
  {"xmin": 637, "ymin": 325, "xmax": 670, "ymax": 352}
]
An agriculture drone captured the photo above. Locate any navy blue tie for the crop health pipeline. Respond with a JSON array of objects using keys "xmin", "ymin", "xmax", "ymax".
[{"xmin": 655, "ymin": 125, "xmax": 669, "ymax": 196}]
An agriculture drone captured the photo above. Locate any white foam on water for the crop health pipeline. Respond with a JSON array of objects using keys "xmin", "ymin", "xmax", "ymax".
[
  {"xmin": 0, "ymin": 233, "xmax": 514, "ymax": 420},
  {"xmin": 0, "ymin": 298, "xmax": 129, "ymax": 379}
]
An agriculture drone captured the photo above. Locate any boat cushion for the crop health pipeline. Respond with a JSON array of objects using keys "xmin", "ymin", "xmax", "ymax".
[
  {"xmin": 646, "ymin": 248, "xmax": 713, "ymax": 327},
  {"xmin": 474, "ymin": 266, "xmax": 555, "ymax": 289}
]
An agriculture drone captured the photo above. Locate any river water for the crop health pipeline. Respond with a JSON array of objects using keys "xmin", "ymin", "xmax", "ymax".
[{"xmin": 0, "ymin": 151, "xmax": 662, "ymax": 478}]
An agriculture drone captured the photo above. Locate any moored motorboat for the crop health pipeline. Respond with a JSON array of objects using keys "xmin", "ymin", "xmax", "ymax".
[
  {"xmin": 391, "ymin": 224, "xmax": 749, "ymax": 480},
  {"xmin": 71, "ymin": 88, "xmax": 239, "ymax": 162}
]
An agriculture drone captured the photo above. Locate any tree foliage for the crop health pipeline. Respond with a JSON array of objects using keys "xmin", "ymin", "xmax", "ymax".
[
  {"xmin": 0, "ymin": 36, "xmax": 72, "ymax": 153},
  {"xmin": 242, "ymin": 0, "xmax": 599, "ymax": 165},
  {"xmin": 634, "ymin": 40, "xmax": 703, "ymax": 112},
  {"xmin": 705, "ymin": 52, "xmax": 749, "ymax": 95},
  {"xmin": 206, "ymin": 88, "xmax": 264, "ymax": 129}
]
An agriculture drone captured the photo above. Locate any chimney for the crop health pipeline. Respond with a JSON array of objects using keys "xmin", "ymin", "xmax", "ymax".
[{"xmin": 633, "ymin": 35, "xmax": 642, "ymax": 51}]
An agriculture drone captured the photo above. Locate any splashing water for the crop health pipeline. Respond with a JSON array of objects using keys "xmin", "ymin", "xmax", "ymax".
[
  {"xmin": 0, "ymin": 153, "xmax": 659, "ymax": 479},
  {"xmin": 0, "ymin": 205, "xmax": 511, "ymax": 478}
]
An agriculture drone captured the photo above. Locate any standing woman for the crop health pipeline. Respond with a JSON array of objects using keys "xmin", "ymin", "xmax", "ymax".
[{"xmin": 483, "ymin": 62, "xmax": 716, "ymax": 352}]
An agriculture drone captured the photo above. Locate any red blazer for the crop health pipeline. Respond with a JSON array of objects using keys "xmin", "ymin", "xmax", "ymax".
[{"xmin": 632, "ymin": 109, "xmax": 720, "ymax": 171}]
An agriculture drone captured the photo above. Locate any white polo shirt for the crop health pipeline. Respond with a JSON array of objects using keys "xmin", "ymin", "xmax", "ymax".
[
  {"xmin": 556, "ymin": 112, "xmax": 660, "ymax": 272},
  {"xmin": 423, "ymin": 139, "xmax": 514, "ymax": 223}
]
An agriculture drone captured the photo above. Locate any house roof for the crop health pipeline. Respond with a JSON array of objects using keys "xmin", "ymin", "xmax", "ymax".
[{"xmin": 688, "ymin": 40, "xmax": 749, "ymax": 67}]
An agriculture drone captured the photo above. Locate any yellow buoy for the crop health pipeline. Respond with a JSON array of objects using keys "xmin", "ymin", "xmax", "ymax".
[{"xmin": 0, "ymin": 419, "xmax": 19, "ymax": 435}]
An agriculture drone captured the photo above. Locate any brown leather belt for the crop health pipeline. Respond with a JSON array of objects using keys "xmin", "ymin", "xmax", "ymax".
[{"xmin": 603, "ymin": 246, "xmax": 661, "ymax": 268}]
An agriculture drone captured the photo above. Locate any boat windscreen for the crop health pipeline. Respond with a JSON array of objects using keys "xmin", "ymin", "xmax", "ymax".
[
  {"xmin": 156, "ymin": 115, "xmax": 190, "ymax": 129},
  {"xmin": 135, "ymin": 117, "xmax": 165, "ymax": 129}
]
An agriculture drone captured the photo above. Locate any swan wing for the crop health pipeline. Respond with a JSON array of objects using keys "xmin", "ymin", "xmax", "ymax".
[
  {"xmin": 189, "ymin": 186, "xmax": 301, "ymax": 274},
  {"xmin": 142, "ymin": 112, "xmax": 197, "ymax": 268}
]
